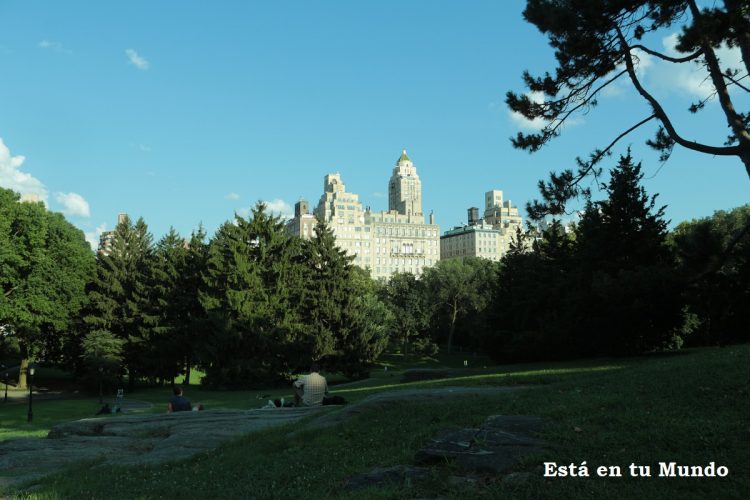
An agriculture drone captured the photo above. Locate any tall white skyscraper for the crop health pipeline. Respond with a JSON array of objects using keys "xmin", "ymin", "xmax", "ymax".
[
  {"xmin": 288, "ymin": 150, "xmax": 440, "ymax": 279},
  {"xmin": 388, "ymin": 149, "xmax": 423, "ymax": 221}
]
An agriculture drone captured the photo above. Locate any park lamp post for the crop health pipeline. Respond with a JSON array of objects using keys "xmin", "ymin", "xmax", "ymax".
[
  {"xmin": 2, "ymin": 364, "xmax": 7, "ymax": 403},
  {"xmin": 27, "ymin": 365, "xmax": 35, "ymax": 423},
  {"xmin": 98, "ymin": 366, "xmax": 104, "ymax": 404}
]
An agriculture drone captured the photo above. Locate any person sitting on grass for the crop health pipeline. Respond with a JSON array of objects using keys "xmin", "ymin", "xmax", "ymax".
[
  {"xmin": 167, "ymin": 385, "xmax": 192, "ymax": 413},
  {"xmin": 293, "ymin": 363, "xmax": 330, "ymax": 407}
]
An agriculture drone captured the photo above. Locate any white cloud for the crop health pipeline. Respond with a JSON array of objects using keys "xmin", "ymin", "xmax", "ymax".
[
  {"xmin": 55, "ymin": 192, "xmax": 90, "ymax": 217},
  {"xmin": 371, "ymin": 191, "xmax": 385, "ymax": 198},
  {"xmin": 225, "ymin": 192, "xmax": 240, "ymax": 201},
  {"xmin": 84, "ymin": 223, "xmax": 107, "ymax": 251},
  {"xmin": 263, "ymin": 199, "xmax": 293, "ymax": 219},
  {"xmin": 0, "ymin": 138, "xmax": 48, "ymax": 204},
  {"xmin": 38, "ymin": 39, "xmax": 71, "ymax": 54},
  {"xmin": 238, "ymin": 199, "xmax": 294, "ymax": 219},
  {"xmin": 125, "ymin": 49, "xmax": 149, "ymax": 70},
  {"xmin": 138, "ymin": 144, "xmax": 152, "ymax": 152},
  {"xmin": 643, "ymin": 33, "xmax": 744, "ymax": 99}
]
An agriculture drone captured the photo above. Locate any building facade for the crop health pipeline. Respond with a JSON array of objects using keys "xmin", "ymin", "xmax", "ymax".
[
  {"xmin": 286, "ymin": 198, "xmax": 317, "ymax": 240},
  {"xmin": 440, "ymin": 190, "xmax": 523, "ymax": 262},
  {"xmin": 287, "ymin": 150, "xmax": 440, "ymax": 279},
  {"xmin": 98, "ymin": 213, "xmax": 128, "ymax": 256}
]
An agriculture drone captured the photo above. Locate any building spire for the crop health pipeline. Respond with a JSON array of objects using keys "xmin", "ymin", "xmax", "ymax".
[{"xmin": 398, "ymin": 149, "xmax": 411, "ymax": 163}]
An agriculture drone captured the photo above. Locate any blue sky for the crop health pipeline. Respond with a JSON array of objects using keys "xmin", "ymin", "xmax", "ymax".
[{"xmin": 1, "ymin": 1, "xmax": 748, "ymax": 248}]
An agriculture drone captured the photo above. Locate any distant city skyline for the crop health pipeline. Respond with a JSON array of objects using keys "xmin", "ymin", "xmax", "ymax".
[{"xmin": 1, "ymin": 1, "xmax": 748, "ymax": 249}]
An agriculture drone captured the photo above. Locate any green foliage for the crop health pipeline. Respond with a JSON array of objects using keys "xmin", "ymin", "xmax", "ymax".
[
  {"xmin": 199, "ymin": 211, "xmax": 391, "ymax": 386},
  {"xmin": 670, "ymin": 204, "xmax": 750, "ymax": 345},
  {"xmin": 325, "ymin": 266, "xmax": 391, "ymax": 378},
  {"xmin": 81, "ymin": 329, "xmax": 124, "ymax": 370},
  {"xmin": 299, "ymin": 220, "xmax": 352, "ymax": 365},
  {"xmin": 382, "ymin": 272, "xmax": 433, "ymax": 359},
  {"xmin": 85, "ymin": 215, "xmax": 159, "ymax": 389},
  {"xmin": 487, "ymin": 154, "xmax": 684, "ymax": 360},
  {"xmin": 80, "ymin": 329, "xmax": 124, "ymax": 389},
  {"xmin": 487, "ymin": 220, "xmax": 577, "ymax": 360},
  {"xmin": 0, "ymin": 188, "xmax": 95, "ymax": 388},
  {"xmin": 423, "ymin": 258, "xmax": 498, "ymax": 352},
  {"xmin": 199, "ymin": 203, "xmax": 305, "ymax": 387},
  {"xmin": 149, "ymin": 227, "xmax": 191, "ymax": 382},
  {"xmin": 573, "ymin": 152, "xmax": 683, "ymax": 355},
  {"xmin": 178, "ymin": 226, "xmax": 209, "ymax": 384}
]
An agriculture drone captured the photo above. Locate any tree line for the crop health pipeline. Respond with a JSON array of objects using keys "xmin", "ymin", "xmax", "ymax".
[
  {"xmin": 81, "ymin": 204, "xmax": 394, "ymax": 389},
  {"xmin": 2, "ymin": 156, "xmax": 749, "ymax": 390},
  {"xmin": 1, "ymin": 195, "xmax": 394, "ymax": 389},
  {"xmin": 393, "ymin": 153, "xmax": 750, "ymax": 363}
]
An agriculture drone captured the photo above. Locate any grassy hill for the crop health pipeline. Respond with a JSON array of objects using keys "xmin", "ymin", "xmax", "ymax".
[{"xmin": 6, "ymin": 344, "xmax": 750, "ymax": 499}]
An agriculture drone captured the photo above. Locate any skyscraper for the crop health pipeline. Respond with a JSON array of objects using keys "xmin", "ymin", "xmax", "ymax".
[
  {"xmin": 388, "ymin": 150, "xmax": 423, "ymax": 221},
  {"xmin": 288, "ymin": 150, "xmax": 440, "ymax": 279}
]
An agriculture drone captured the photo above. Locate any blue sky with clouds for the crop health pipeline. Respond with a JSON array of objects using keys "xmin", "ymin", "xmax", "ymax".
[{"xmin": 1, "ymin": 1, "xmax": 748, "ymax": 248}]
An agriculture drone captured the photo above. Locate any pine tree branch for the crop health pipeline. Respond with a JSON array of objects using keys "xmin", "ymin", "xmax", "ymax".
[
  {"xmin": 617, "ymin": 27, "xmax": 742, "ymax": 157},
  {"xmin": 574, "ymin": 114, "xmax": 658, "ymax": 185},
  {"xmin": 722, "ymin": 72, "xmax": 750, "ymax": 93},
  {"xmin": 724, "ymin": 0, "xmax": 750, "ymax": 77},
  {"xmin": 629, "ymin": 44, "xmax": 703, "ymax": 63},
  {"xmin": 547, "ymin": 69, "xmax": 628, "ymax": 136}
]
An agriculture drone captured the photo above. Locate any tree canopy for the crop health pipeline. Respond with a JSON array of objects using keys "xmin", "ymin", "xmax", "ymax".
[
  {"xmin": 486, "ymin": 154, "xmax": 685, "ymax": 360},
  {"xmin": 0, "ymin": 188, "xmax": 95, "ymax": 388}
]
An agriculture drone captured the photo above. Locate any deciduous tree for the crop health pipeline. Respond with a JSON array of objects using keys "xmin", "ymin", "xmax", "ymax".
[{"xmin": 0, "ymin": 188, "xmax": 95, "ymax": 388}]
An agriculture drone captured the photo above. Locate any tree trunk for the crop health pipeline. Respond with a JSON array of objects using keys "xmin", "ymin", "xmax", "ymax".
[
  {"xmin": 185, "ymin": 356, "xmax": 192, "ymax": 385},
  {"xmin": 686, "ymin": 0, "xmax": 750, "ymax": 182},
  {"xmin": 18, "ymin": 356, "xmax": 29, "ymax": 391},
  {"xmin": 447, "ymin": 301, "xmax": 458, "ymax": 353}
]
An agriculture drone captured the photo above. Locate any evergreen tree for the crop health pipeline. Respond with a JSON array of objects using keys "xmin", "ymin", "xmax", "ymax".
[
  {"xmin": 333, "ymin": 267, "xmax": 391, "ymax": 378},
  {"xmin": 179, "ymin": 226, "xmax": 209, "ymax": 384},
  {"xmin": 302, "ymin": 222, "xmax": 390, "ymax": 378},
  {"xmin": 151, "ymin": 227, "xmax": 189, "ymax": 383},
  {"xmin": 574, "ymin": 153, "xmax": 683, "ymax": 354},
  {"xmin": 86, "ymin": 215, "xmax": 157, "ymax": 389},
  {"xmin": 487, "ymin": 154, "xmax": 683, "ymax": 360},
  {"xmin": 300, "ymin": 220, "xmax": 353, "ymax": 366},
  {"xmin": 486, "ymin": 219, "xmax": 576, "ymax": 361},
  {"xmin": 199, "ymin": 203, "xmax": 305, "ymax": 386}
]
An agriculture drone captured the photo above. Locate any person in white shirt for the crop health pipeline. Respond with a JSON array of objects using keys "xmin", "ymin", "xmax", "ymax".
[{"xmin": 293, "ymin": 363, "xmax": 330, "ymax": 406}]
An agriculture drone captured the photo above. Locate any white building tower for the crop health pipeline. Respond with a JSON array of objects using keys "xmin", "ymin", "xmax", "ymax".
[{"xmin": 388, "ymin": 149, "xmax": 423, "ymax": 222}]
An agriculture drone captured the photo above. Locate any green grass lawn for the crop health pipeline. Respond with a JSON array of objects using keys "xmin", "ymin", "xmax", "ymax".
[{"xmin": 5, "ymin": 345, "xmax": 750, "ymax": 499}]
